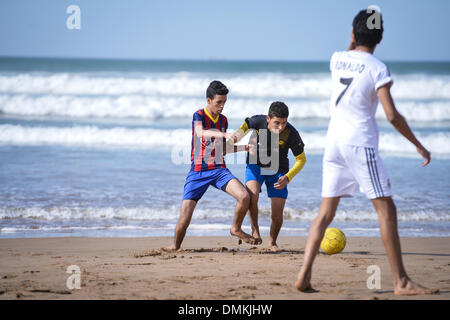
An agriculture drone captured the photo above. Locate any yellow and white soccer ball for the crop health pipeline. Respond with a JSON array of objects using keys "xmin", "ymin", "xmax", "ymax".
[{"xmin": 320, "ymin": 228, "xmax": 346, "ymax": 254}]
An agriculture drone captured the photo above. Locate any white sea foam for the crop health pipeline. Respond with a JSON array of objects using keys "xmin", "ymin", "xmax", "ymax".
[
  {"xmin": 0, "ymin": 206, "xmax": 448, "ymax": 222},
  {"xmin": 0, "ymin": 72, "xmax": 447, "ymax": 99},
  {"xmin": 0, "ymin": 124, "xmax": 190, "ymax": 148},
  {"xmin": 2, "ymin": 93, "xmax": 449, "ymax": 121},
  {"xmin": 1, "ymin": 124, "xmax": 449, "ymax": 156},
  {"xmin": 0, "ymin": 207, "xmax": 229, "ymax": 221},
  {"xmin": 0, "ymin": 72, "xmax": 333, "ymax": 98}
]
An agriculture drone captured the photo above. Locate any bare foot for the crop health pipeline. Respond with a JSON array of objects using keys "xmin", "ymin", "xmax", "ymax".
[
  {"xmin": 252, "ymin": 230, "xmax": 263, "ymax": 245},
  {"xmin": 269, "ymin": 243, "xmax": 279, "ymax": 252},
  {"xmin": 295, "ymin": 270, "xmax": 316, "ymax": 293},
  {"xmin": 162, "ymin": 245, "xmax": 180, "ymax": 252},
  {"xmin": 394, "ymin": 278, "xmax": 439, "ymax": 296},
  {"xmin": 230, "ymin": 227, "xmax": 257, "ymax": 245}
]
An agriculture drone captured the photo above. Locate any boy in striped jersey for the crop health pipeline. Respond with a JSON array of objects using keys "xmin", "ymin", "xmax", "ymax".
[
  {"xmin": 295, "ymin": 9, "xmax": 437, "ymax": 295},
  {"xmin": 166, "ymin": 81, "xmax": 257, "ymax": 251}
]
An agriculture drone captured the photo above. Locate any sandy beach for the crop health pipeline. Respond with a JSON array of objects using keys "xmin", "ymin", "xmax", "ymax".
[{"xmin": 0, "ymin": 236, "xmax": 448, "ymax": 300}]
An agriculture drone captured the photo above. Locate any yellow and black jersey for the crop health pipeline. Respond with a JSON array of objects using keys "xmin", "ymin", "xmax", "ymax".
[{"xmin": 239, "ymin": 115, "xmax": 305, "ymax": 176}]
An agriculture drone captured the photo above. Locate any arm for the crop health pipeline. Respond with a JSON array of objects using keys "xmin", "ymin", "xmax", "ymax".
[
  {"xmin": 224, "ymin": 144, "xmax": 253, "ymax": 155},
  {"xmin": 377, "ymin": 83, "xmax": 431, "ymax": 166},
  {"xmin": 223, "ymin": 120, "xmax": 252, "ymax": 155},
  {"xmin": 194, "ymin": 121, "xmax": 242, "ymax": 157},
  {"xmin": 273, "ymin": 152, "xmax": 306, "ymax": 190},
  {"xmin": 227, "ymin": 120, "xmax": 250, "ymax": 145},
  {"xmin": 285, "ymin": 152, "xmax": 307, "ymax": 182},
  {"xmin": 194, "ymin": 122, "xmax": 230, "ymax": 140}
]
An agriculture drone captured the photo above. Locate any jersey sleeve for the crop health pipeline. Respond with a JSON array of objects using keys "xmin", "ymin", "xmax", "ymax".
[
  {"xmin": 374, "ymin": 63, "xmax": 393, "ymax": 90},
  {"xmin": 238, "ymin": 121, "xmax": 249, "ymax": 133},
  {"xmin": 245, "ymin": 115, "xmax": 267, "ymax": 130},
  {"xmin": 193, "ymin": 111, "xmax": 203, "ymax": 123},
  {"xmin": 285, "ymin": 152, "xmax": 306, "ymax": 182},
  {"xmin": 244, "ymin": 116, "xmax": 255, "ymax": 129},
  {"xmin": 223, "ymin": 115, "xmax": 228, "ymax": 131},
  {"xmin": 289, "ymin": 129, "xmax": 305, "ymax": 157}
]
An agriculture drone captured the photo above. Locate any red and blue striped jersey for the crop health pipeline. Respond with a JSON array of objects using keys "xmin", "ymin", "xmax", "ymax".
[{"xmin": 191, "ymin": 108, "xmax": 228, "ymax": 172}]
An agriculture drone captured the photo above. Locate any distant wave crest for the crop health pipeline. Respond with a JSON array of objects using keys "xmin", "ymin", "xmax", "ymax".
[
  {"xmin": 1, "ymin": 206, "xmax": 448, "ymax": 222},
  {"xmin": 0, "ymin": 72, "xmax": 449, "ymax": 121},
  {"xmin": 1, "ymin": 124, "xmax": 449, "ymax": 156}
]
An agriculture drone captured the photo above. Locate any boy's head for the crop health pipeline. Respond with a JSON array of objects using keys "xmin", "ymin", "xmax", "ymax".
[
  {"xmin": 206, "ymin": 80, "xmax": 229, "ymax": 114},
  {"xmin": 352, "ymin": 9, "xmax": 384, "ymax": 48},
  {"xmin": 266, "ymin": 101, "xmax": 289, "ymax": 134}
]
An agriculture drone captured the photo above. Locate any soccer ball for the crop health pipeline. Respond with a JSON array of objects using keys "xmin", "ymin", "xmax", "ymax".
[{"xmin": 320, "ymin": 228, "xmax": 346, "ymax": 254}]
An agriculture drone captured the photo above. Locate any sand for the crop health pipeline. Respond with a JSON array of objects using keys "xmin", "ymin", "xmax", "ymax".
[{"xmin": 0, "ymin": 236, "xmax": 448, "ymax": 300}]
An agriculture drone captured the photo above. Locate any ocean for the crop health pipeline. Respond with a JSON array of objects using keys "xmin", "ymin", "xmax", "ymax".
[{"xmin": 0, "ymin": 57, "xmax": 449, "ymax": 238}]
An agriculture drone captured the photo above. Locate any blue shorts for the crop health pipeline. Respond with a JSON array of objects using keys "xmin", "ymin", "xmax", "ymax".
[
  {"xmin": 182, "ymin": 168, "xmax": 236, "ymax": 201},
  {"xmin": 245, "ymin": 164, "xmax": 288, "ymax": 199}
]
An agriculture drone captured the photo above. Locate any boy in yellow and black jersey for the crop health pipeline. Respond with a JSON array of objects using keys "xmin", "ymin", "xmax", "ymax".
[{"xmin": 230, "ymin": 101, "xmax": 306, "ymax": 251}]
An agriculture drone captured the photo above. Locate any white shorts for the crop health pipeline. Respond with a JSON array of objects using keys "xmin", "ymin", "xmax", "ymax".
[{"xmin": 322, "ymin": 142, "xmax": 391, "ymax": 199}]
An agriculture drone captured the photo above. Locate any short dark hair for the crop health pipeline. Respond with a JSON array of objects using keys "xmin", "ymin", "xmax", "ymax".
[
  {"xmin": 206, "ymin": 80, "xmax": 229, "ymax": 100},
  {"xmin": 268, "ymin": 101, "xmax": 289, "ymax": 119},
  {"xmin": 352, "ymin": 9, "xmax": 384, "ymax": 48}
]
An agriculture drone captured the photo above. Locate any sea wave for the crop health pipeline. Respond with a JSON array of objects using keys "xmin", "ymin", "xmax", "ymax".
[
  {"xmin": 1, "ymin": 72, "xmax": 449, "ymax": 100},
  {"xmin": 0, "ymin": 124, "xmax": 188, "ymax": 149},
  {"xmin": 1, "ymin": 206, "xmax": 448, "ymax": 222},
  {"xmin": 1, "ymin": 93, "xmax": 449, "ymax": 121},
  {"xmin": 1, "ymin": 124, "xmax": 449, "ymax": 156}
]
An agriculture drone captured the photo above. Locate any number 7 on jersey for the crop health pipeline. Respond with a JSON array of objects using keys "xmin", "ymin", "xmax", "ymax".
[{"xmin": 335, "ymin": 77, "xmax": 353, "ymax": 106}]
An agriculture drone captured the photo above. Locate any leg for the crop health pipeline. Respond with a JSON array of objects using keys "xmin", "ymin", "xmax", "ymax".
[
  {"xmin": 371, "ymin": 197, "xmax": 438, "ymax": 295},
  {"xmin": 246, "ymin": 180, "xmax": 263, "ymax": 245},
  {"xmin": 165, "ymin": 199, "xmax": 197, "ymax": 251},
  {"xmin": 224, "ymin": 178, "xmax": 257, "ymax": 245},
  {"xmin": 268, "ymin": 197, "xmax": 286, "ymax": 252},
  {"xmin": 295, "ymin": 197, "xmax": 340, "ymax": 292}
]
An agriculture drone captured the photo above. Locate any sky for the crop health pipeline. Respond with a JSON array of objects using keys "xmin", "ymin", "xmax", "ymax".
[{"xmin": 1, "ymin": 0, "xmax": 449, "ymax": 61}]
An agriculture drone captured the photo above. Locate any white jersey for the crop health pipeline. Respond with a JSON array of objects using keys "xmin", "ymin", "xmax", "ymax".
[{"xmin": 327, "ymin": 50, "xmax": 393, "ymax": 149}]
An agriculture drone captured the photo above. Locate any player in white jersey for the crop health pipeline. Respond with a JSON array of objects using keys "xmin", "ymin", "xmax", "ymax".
[{"xmin": 295, "ymin": 9, "xmax": 438, "ymax": 295}]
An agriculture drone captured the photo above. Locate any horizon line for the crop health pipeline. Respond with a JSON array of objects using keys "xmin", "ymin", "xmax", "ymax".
[{"xmin": 1, "ymin": 55, "xmax": 450, "ymax": 64}]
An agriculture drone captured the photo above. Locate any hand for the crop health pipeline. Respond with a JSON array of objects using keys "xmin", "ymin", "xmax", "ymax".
[
  {"xmin": 246, "ymin": 144, "xmax": 256, "ymax": 155},
  {"xmin": 273, "ymin": 175, "xmax": 289, "ymax": 190},
  {"xmin": 416, "ymin": 145, "xmax": 431, "ymax": 167},
  {"xmin": 225, "ymin": 131, "xmax": 239, "ymax": 143}
]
